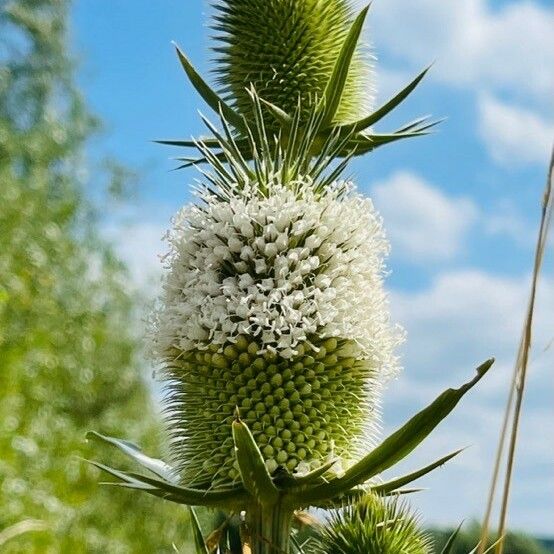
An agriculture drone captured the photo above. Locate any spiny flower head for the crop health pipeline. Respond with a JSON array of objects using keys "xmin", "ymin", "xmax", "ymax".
[
  {"xmin": 149, "ymin": 159, "xmax": 402, "ymax": 486},
  {"xmin": 211, "ymin": 0, "xmax": 374, "ymax": 125},
  {"xmin": 312, "ymin": 494, "xmax": 434, "ymax": 554}
]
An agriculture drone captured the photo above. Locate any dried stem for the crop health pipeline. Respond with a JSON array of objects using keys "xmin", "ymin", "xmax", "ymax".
[{"xmin": 479, "ymin": 144, "xmax": 553, "ymax": 554}]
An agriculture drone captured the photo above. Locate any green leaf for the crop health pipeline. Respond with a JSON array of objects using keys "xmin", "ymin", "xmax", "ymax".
[
  {"xmin": 232, "ymin": 415, "xmax": 279, "ymax": 505},
  {"xmin": 441, "ymin": 522, "xmax": 464, "ymax": 554},
  {"xmin": 371, "ymin": 448, "xmax": 464, "ymax": 494},
  {"xmin": 339, "ymin": 128, "xmax": 433, "ymax": 157},
  {"xmin": 338, "ymin": 66, "xmax": 432, "ymax": 134},
  {"xmin": 88, "ymin": 459, "xmax": 249, "ymax": 508},
  {"xmin": 298, "ymin": 359, "xmax": 494, "ymax": 504},
  {"xmin": 188, "ymin": 507, "xmax": 210, "ymax": 554},
  {"xmin": 321, "ymin": 4, "xmax": 370, "ymax": 127},
  {"xmin": 259, "ymin": 97, "xmax": 293, "ymax": 127},
  {"xmin": 86, "ymin": 431, "xmax": 177, "ymax": 482},
  {"xmin": 154, "ymin": 138, "xmax": 221, "ymax": 148},
  {"xmin": 468, "ymin": 537, "xmax": 503, "ymax": 554},
  {"xmin": 383, "ymin": 487, "xmax": 424, "ymax": 496},
  {"xmin": 173, "ymin": 44, "xmax": 245, "ymax": 131}
]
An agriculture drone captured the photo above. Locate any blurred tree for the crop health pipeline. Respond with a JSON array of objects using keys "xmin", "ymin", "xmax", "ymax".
[
  {"xmin": 0, "ymin": 1, "xmax": 190, "ymax": 551},
  {"xmin": 431, "ymin": 523, "xmax": 548, "ymax": 554}
]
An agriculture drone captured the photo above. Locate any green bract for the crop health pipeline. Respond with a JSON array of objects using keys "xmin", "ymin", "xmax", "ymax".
[{"xmin": 159, "ymin": 3, "xmax": 438, "ymax": 166}]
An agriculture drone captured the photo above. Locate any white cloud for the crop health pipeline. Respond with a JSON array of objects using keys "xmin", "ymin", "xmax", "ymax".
[
  {"xmin": 371, "ymin": 172, "xmax": 478, "ymax": 262},
  {"xmin": 483, "ymin": 198, "xmax": 536, "ymax": 246},
  {"xmin": 478, "ymin": 93, "xmax": 553, "ymax": 166},
  {"xmin": 382, "ymin": 268, "xmax": 554, "ymax": 534},
  {"xmin": 367, "ymin": 0, "xmax": 554, "ymax": 103},
  {"xmin": 391, "ymin": 269, "xmax": 554, "ymax": 377}
]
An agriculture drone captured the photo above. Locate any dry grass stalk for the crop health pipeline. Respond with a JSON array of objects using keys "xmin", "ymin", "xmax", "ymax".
[{"xmin": 478, "ymin": 144, "xmax": 553, "ymax": 554}]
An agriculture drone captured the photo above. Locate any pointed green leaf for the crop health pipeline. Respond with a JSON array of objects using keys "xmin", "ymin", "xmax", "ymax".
[
  {"xmin": 173, "ymin": 44, "xmax": 245, "ymax": 131},
  {"xmin": 88, "ymin": 459, "xmax": 249, "ymax": 507},
  {"xmin": 441, "ymin": 522, "xmax": 464, "ymax": 554},
  {"xmin": 468, "ymin": 538, "xmax": 503, "ymax": 554},
  {"xmin": 232, "ymin": 416, "xmax": 279, "ymax": 505},
  {"xmin": 259, "ymin": 97, "xmax": 293, "ymax": 127},
  {"xmin": 383, "ymin": 487, "xmax": 424, "ymax": 496},
  {"xmin": 86, "ymin": 431, "xmax": 177, "ymax": 482},
  {"xmin": 154, "ymin": 137, "xmax": 221, "ymax": 148},
  {"xmin": 321, "ymin": 5, "xmax": 370, "ymax": 126},
  {"xmin": 371, "ymin": 448, "xmax": 464, "ymax": 494},
  {"xmin": 337, "ymin": 66, "xmax": 431, "ymax": 134},
  {"xmin": 299, "ymin": 359, "xmax": 494, "ymax": 504},
  {"xmin": 188, "ymin": 507, "xmax": 210, "ymax": 554},
  {"xmin": 395, "ymin": 117, "xmax": 444, "ymax": 134},
  {"xmin": 87, "ymin": 459, "xmax": 157, "ymax": 489},
  {"xmin": 339, "ymin": 129, "xmax": 430, "ymax": 157}
]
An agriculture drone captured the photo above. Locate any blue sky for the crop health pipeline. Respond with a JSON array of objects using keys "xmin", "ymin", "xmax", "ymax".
[{"xmin": 72, "ymin": 0, "xmax": 553, "ymax": 535}]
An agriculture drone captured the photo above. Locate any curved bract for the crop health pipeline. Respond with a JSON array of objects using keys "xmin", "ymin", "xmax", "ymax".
[
  {"xmin": 88, "ymin": 359, "xmax": 493, "ymax": 511},
  {"xmin": 212, "ymin": 0, "xmax": 371, "ymax": 125},
  {"xmin": 160, "ymin": 3, "xmax": 438, "ymax": 166}
]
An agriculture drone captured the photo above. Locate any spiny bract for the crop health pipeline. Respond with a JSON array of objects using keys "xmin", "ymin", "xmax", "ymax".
[
  {"xmin": 311, "ymin": 494, "xmax": 434, "ymax": 554},
  {"xmin": 212, "ymin": 0, "xmax": 373, "ymax": 125},
  {"xmin": 149, "ymin": 179, "xmax": 402, "ymax": 487}
]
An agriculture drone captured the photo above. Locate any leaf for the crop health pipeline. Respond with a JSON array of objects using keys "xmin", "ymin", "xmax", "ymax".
[
  {"xmin": 232, "ymin": 415, "xmax": 279, "ymax": 505},
  {"xmin": 440, "ymin": 521, "xmax": 464, "ymax": 554},
  {"xmin": 173, "ymin": 44, "xmax": 245, "ymax": 131},
  {"xmin": 259, "ymin": 97, "xmax": 292, "ymax": 127},
  {"xmin": 321, "ymin": 4, "xmax": 370, "ymax": 126},
  {"xmin": 338, "ymin": 129, "xmax": 430, "ymax": 157},
  {"xmin": 383, "ymin": 487, "xmax": 424, "ymax": 496},
  {"xmin": 468, "ymin": 537, "xmax": 503, "ymax": 554},
  {"xmin": 371, "ymin": 449, "xmax": 464, "ymax": 494},
  {"xmin": 87, "ymin": 459, "xmax": 249, "ymax": 507},
  {"xmin": 188, "ymin": 507, "xmax": 210, "ymax": 554},
  {"xmin": 86, "ymin": 431, "xmax": 177, "ymax": 482},
  {"xmin": 338, "ymin": 66, "xmax": 432, "ymax": 134},
  {"xmin": 154, "ymin": 137, "xmax": 221, "ymax": 148},
  {"xmin": 298, "ymin": 359, "xmax": 494, "ymax": 504}
]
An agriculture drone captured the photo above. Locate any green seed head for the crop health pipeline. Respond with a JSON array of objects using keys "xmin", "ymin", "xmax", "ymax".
[
  {"xmin": 165, "ymin": 336, "xmax": 375, "ymax": 486},
  {"xmin": 212, "ymin": 0, "xmax": 373, "ymax": 125},
  {"xmin": 315, "ymin": 494, "xmax": 434, "ymax": 553}
]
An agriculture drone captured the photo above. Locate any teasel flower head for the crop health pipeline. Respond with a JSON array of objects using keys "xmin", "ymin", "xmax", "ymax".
[
  {"xmin": 89, "ymin": 5, "xmax": 493, "ymax": 545},
  {"xmin": 148, "ymin": 110, "xmax": 404, "ymax": 487},
  {"xmin": 312, "ymin": 493, "xmax": 434, "ymax": 553},
  {"xmin": 212, "ymin": 0, "xmax": 374, "ymax": 126}
]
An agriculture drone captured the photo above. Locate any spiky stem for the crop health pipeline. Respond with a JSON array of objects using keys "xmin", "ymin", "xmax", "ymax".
[{"xmin": 246, "ymin": 503, "xmax": 294, "ymax": 554}]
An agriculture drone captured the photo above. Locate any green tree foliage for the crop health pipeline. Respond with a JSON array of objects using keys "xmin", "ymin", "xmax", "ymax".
[
  {"xmin": 430, "ymin": 523, "xmax": 548, "ymax": 554},
  {"xmin": 0, "ymin": 1, "xmax": 189, "ymax": 551}
]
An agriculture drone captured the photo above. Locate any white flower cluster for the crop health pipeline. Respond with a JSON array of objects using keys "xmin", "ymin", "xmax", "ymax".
[{"xmin": 150, "ymin": 182, "xmax": 402, "ymax": 377}]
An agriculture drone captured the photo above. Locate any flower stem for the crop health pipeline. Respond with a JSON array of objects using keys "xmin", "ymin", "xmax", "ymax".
[{"xmin": 246, "ymin": 503, "xmax": 294, "ymax": 554}]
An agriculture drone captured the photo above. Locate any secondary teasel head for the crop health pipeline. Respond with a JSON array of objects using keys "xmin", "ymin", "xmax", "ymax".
[
  {"xmin": 313, "ymin": 493, "xmax": 433, "ymax": 553},
  {"xmin": 211, "ymin": 0, "xmax": 374, "ymax": 125},
  {"xmin": 165, "ymin": 2, "xmax": 436, "ymax": 167},
  {"xmin": 148, "ymin": 128, "xmax": 402, "ymax": 486}
]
